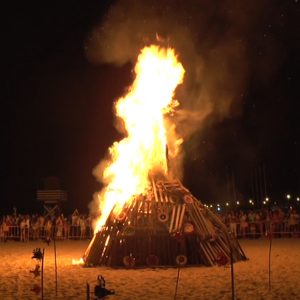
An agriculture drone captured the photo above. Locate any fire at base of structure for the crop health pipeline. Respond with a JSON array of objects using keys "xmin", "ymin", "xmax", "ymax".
[{"xmin": 83, "ymin": 178, "xmax": 246, "ymax": 268}]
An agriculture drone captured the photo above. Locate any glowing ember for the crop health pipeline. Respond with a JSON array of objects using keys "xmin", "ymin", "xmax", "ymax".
[
  {"xmin": 94, "ymin": 45, "xmax": 185, "ymax": 233},
  {"xmin": 72, "ymin": 258, "xmax": 84, "ymax": 265}
]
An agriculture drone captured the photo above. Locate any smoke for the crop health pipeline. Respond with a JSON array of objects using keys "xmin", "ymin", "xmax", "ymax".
[
  {"xmin": 86, "ymin": 0, "xmax": 283, "ymax": 203},
  {"xmin": 85, "ymin": 0, "xmax": 257, "ymax": 116}
]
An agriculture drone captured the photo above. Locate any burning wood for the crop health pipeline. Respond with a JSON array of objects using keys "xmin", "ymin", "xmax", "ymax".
[
  {"xmin": 92, "ymin": 45, "xmax": 185, "ymax": 233},
  {"xmin": 83, "ymin": 45, "xmax": 246, "ymax": 267},
  {"xmin": 83, "ymin": 178, "xmax": 246, "ymax": 267}
]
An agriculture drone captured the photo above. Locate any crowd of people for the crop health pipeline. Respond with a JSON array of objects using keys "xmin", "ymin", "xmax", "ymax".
[
  {"xmin": 0, "ymin": 207, "xmax": 299, "ymax": 242},
  {"xmin": 221, "ymin": 207, "xmax": 300, "ymax": 238},
  {"xmin": 0, "ymin": 210, "xmax": 93, "ymax": 242}
]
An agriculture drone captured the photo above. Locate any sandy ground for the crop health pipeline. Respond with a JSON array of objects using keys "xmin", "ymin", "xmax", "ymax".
[{"xmin": 0, "ymin": 238, "xmax": 300, "ymax": 299}]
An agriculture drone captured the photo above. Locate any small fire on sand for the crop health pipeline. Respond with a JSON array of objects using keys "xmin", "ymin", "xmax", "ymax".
[{"xmin": 72, "ymin": 258, "xmax": 84, "ymax": 265}]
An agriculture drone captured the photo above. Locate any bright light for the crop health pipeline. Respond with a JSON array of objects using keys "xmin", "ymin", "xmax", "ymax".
[
  {"xmin": 263, "ymin": 201, "xmax": 266, "ymax": 205},
  {"xmin": 286, "ymin": 194, "xmax": 291, "ymax": 199},
  {"xmin": 249, "ymin": 199, "xmax": 253, "ymax": 204},
  {"xmin": 217, "ymin": 203, "xmax": 220, "ymax": 207},
  {"xmin": 265, "ymin": 197, "xmax": 269, "ymax": 202},
  {"xmin": 297, "ymin": 197, "xmax": 300, "ymax": 202},
  {"xmin": 72, "ymin": 258, "xmax": 84, "ymax": 265},
  {"xmin": 226, "ymin": 202, "xmax": 229, "ymax": 206},
  {"xmin": 217, "ymin": 207, "xmax": 221, "ymax": 212},
  {"xmin": 210, "ymin": 204, "xmax": 213, "ymax": 208},
  {"xmin": 236, "ymin": 201, "xmax": 240, "ymax": 205},
  {"xmin": 92, "ymin": 45, "xmax": 185, "ymax": 232}
]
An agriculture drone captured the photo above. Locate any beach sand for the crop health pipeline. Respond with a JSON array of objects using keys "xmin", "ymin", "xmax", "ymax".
[{"xmin": 0, "ymin": 238, "xmax": 299, "ymax": 299}]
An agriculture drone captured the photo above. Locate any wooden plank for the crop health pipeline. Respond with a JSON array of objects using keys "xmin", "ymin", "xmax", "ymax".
[
  {"xmin": 169, "ymin": 206, "xmax": 176, "ymax": 233},
  {"xmin": 174, "ymin": 205, "xmax": 181, "ymax": 232},
  {"xmin": 178, "ymin": 204, "xmax": 186, "ymax": 230},
  {"xmin": 152, "ymin": 179, "xmax": 159, "ymax": 203},
  {"xmin": 199, "ymin": 242, "xmax": 214, "ymax": 265}
]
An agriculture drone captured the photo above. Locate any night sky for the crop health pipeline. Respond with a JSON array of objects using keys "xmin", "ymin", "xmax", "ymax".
[{"xmin": 3, "ymin": 1, "xmax": 299, "ymax": 214}]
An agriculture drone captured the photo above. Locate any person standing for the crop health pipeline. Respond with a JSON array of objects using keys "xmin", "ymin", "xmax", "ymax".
[
  {"xmin": 229, "ymin": 213, "xmax": 237, "ymax": 238},
  {"xmin": 0, "ymin": 218, "xmax": 4, "ymax": 242},
  {"xmin": 45, "ymin": 217, "xmax": 52, "ymax": 241},
  {"xmin": 38, "ymin": 215, "xmax": 45, "ymax": 239},
  {"xmin": 20, "ymin": 217, "xmax": 26, "ymax": 242},
  {"xmin": 63, "ymin": 215, "xmax": 69, "ymax": 239},
  {"xmin": 55, "ymin": 215, "xmax": 64, "ymax": 240},
  {"xmin": 79, "ymin": 215, "xmax": 86, "ymax": 240},
  {"xmin": 3, "ymin": 217, "xmax": 9, "ymax": 242},
  {"xmin": 240, "ymin": 212, "xmax": 248, "ymax": 238},
  {"xmin": 24, "ymin": 215, "xmax": 30, "ymax": 242},
  {"xmin": 31, "ymin": 215, "xmax": 39, "ymax": 240}
]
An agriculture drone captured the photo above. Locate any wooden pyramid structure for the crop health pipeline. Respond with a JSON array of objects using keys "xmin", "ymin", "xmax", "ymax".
[{"xmin": 83, "ymin": 178, "xmax": 246, "ymax": 267}]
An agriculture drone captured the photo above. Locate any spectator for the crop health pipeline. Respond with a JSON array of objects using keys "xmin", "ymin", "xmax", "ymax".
[
  {"xmin": 255, "ymin": 211, "xmax": 263, "ymax": 237},
  {"xmin": 38, "ymin": 215, "xmax": 45, "ymax": 239},
  {"xmin": 240, "ymin": 212, "xmax": 248, "ymax": 238},
  {"xmin": 25, "ymin": 215, "xmax": 30, "ymax": 242},
  {"xmin": 264, "ymin": 210, "xmax": 272, "ymax": 236},
  {"xmin": 288, "ymin": 209, "xmax": 299, "ymax": 235},
  {"xmin": 277, "ymin": 208, "xmax": 286, "ymax": 234},
  {"xmin": 45, "ymin": 217, "xmax": 52, "ymax": 240},
  {"xmin": 228, "ymin": 213, "xmax": 237, "ymax": 238},
  {"xmin": 72, "ymin": 210, "xmax": 79, "ymax": 226},
  {"xmin": 20, "ymin": 217, "xmax": 27, "ymax": 242},
  {"xmin": 0, "ymin": 220, "xmax": 4, "ymax": 242},
  {"xmin": 79, "ymin": 215, "xmax": 87, "ymax": 240},
  {"xmin": 56, "ymin": 215, "xmax": 64, "ymax": 239},
  {"xmin": 3, "ymin": 217, "xmax": 9, "ymax": 241},
  {"xmin": 63, "ymin": 214, "xmax": 69, "ymax": 239},
  {"xmin": 31, "ymin": 215, "xmax": 39, "ymax": 240},
  {"xmin": 0, "ymin": 206, "xmax": 298, "ymax": 243}
]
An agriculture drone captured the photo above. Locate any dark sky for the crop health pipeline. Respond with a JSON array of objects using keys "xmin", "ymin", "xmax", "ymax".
[{"xmin": 3, "ymin": 1, "xmax": 299, "ymax": 214}]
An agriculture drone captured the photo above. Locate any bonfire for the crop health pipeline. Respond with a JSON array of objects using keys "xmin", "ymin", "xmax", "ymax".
[{"xmin": 83, "ymin": 45, "xmax": 246, "ymax": 267}]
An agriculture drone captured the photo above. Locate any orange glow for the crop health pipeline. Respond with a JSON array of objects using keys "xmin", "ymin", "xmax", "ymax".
[
  {"xmin": 72, "ymin": 258, "xmax": 84, "ymax": 265},
  {"xmin": 94, "ymin": 45, "xmax": 185, "ymax": 233}
]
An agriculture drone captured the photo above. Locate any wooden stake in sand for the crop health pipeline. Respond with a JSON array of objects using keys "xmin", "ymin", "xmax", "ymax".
[
  {"xmin": 53, "ymin": 231, "xmax": 58, "ymax": 296},
  {"xmin": 230, "ymin": 244, "xmax": 235, "ymax": 300},
  {"xmin": 174, "ymin": 267, "xmax": 181, "ymax": 300},
  {"xmin": 225, "ymin": 233, "xmax": 235, "ymax": 300},
  {"xmin": 41, "ymin": 248, "xmax": 45, "ymax": 300},
  {"xmin": 268, "ymin": 230, "xmax": 273, "ymax": 292},
  {"xmin": 86, "ymin": 282, "xmax": 90, "ymax": 300}
]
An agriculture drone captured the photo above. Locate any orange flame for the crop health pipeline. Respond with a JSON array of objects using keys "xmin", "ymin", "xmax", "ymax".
[
  {"xmin": 72, "ymin": 258, "xmax": 84, "ymax": 265},
  {"xmin": 94, "ymin": 45, "xmax": 185, "ymax": 233}
]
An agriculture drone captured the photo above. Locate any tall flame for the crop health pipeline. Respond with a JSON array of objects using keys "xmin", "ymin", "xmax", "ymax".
[{"xmin": 94, "ymin": 45, "xmax": 185, "ymax": 232}]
